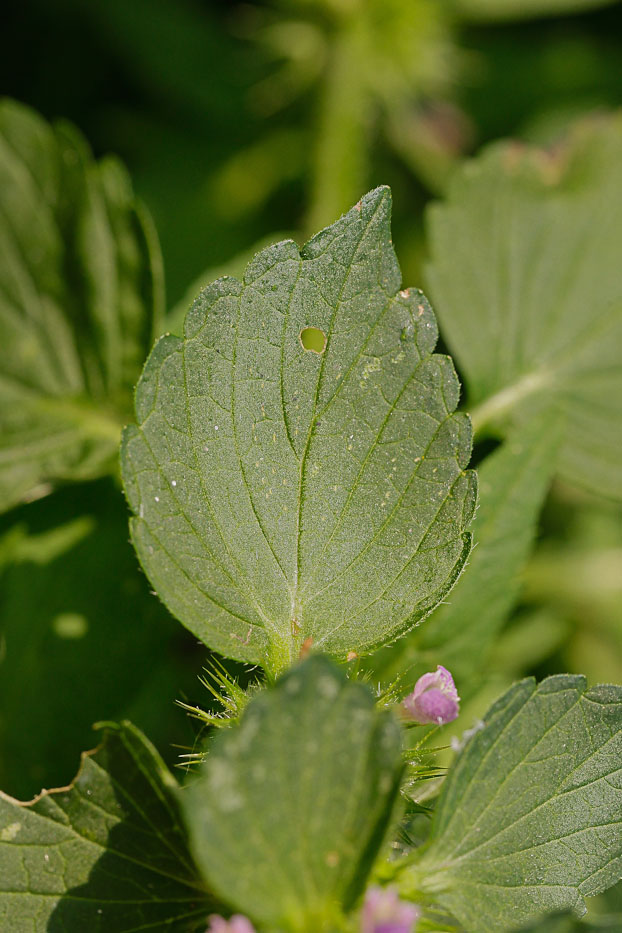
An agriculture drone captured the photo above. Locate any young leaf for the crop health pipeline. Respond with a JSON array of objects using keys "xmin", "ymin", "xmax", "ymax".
[
  {"xmin": 412, "ymin": 675, "xmax": 622, "ymax": 932},
  {"xmin": 182, "ymin": 655, "xmax": 404, "ymax": 932},
  {"xmin": 0, "ymin": 721, "xmax": 212, "ymax": 932},
  {"xmin": 122, "ymin": 187, "xmax": 476, "ymax": 673},
  {"xmin": 427, "ymin": 116, "xmax": 622, "ymax": 500},
  {"xmin": 0, "ymin": 99, "xmax": 163, "ymax": 512}
]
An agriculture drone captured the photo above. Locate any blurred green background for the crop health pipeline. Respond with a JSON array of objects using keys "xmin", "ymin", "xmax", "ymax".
[{"xmin": 1, "ymin": 0, "xmax": 621, "ymax": 812}]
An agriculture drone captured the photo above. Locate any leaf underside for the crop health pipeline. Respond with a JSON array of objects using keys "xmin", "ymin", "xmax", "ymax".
[
  {"xmin": 427, "ymin": 116, "xmax": 622, "ymax": 500},
  {"xmin": 182, "ymin": 655, "xmax": 404, "ymax": 931},
  {"xmin": 0, "ymin": 722, "xmax": 212, "ymax": 933},
  {"xmin": 0, "ymin": 99, "xmax": 163, "ymax": 512},
  {"xmin": 122, "ymin": 187, "xmax": 476, "ymax": 672},
  {"xmin": 418, "ymin": 675, "xmax": 622, "ymax": 932}
]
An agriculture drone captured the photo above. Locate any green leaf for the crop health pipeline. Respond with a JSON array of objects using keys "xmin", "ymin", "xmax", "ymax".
[
  {"xmin": 516, "ymin": 914, "xmax": 577, "ymax": 933},
  {"xmin": 454, "ymin": 0, "xmax": 618, "ymax": 21},
  {"xmin": 365, "ymin": 410, "xmax": 561, "ymax": 689},
  {"xmin": 122, "ymin": 187, "xmax": 476, "ymax": 673},
  {"xmin": 166, "ymin": 231, "xmax": 294, "ymax": 338},
  {"xmin": 516, "ymin": 907, "xmax": 622, "ymax": 931},
  {"xmin": 427, "ymin": 116, "xmax": 622, "ymax": 501},
  {"xmin": 182, "ymin": 655, "xmax": 404, "ymax": 932},
  {"xmin": 414, "ymin": 410, "xmax": 562, "ymax": 681},
  {"xmin": 413, "ymin": 675, "xmax": 622, "ymax": 932},
  {"xmin": 0, "ymin": 721, "xmax": 213, "ymax": 932},
  {"xmin": 0, "ymin": 99, "xmax": 163, "ymax": 512}
]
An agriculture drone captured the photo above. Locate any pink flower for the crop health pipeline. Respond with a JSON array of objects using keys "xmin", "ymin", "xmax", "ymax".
[
  {"xmin": 402, "ymin": 665, "xmax": 460, "ymax": 726},
  {"xmin": 361, "ymin": 886, "xmax": 420, "ymax": 933},
  {"xmin": 205, "ymin": 915, "xmax": 255, "ymax": 933}
]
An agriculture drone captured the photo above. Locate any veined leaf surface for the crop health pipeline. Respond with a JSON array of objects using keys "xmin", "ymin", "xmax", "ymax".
[
  {"xmin": 427, "ymin": 116, "xmax": 622, "ymax": 500},
  {"xmin": 414, "ymin": 675, "xmax": 622, "ymax": 932},
  {"xmin": 122, "ymin": 187, "xmax": 476, "ymax": 672},
  {"xmin": 182, "ymin": 655, "xmax": 403, "ymax": 932},
  {"xmin": 0, "ymin": 99, "xmax": 163, "ymax": 511},
  {"xmin": 414, "ymin": 410, "xmax": 562, "ymax": 681},
  {"xmin": 0, "ymin": 722, "xmax": 212, "ymax": 932},
  {"xmin": 368, "ymin": 410, "xmax": 562, "ymax": 688}
]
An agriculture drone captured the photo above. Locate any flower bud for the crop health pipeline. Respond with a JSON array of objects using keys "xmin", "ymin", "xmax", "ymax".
[
  {"xmin": 205, "ymin": 915, "xmax": 255, "ymax": 933},
  {"xmin": 361, "ymin": 885, "xmax": 420, "ymax": 933},
  {"xmin": 402, "ymin": 665, "xmax": 459, "ymax": 725}
]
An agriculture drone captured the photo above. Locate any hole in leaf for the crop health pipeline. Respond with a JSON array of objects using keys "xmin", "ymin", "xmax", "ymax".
[{"xmin": 299, "ymin": 327, "xmax": 326, "ymax": 353}]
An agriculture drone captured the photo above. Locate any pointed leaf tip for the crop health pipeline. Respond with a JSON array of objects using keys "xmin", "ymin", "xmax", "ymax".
[{"xmin": 122, "ymin": 189, "xmax": 476, "ymax": 672}]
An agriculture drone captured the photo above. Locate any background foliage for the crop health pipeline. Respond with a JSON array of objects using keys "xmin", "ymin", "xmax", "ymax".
[{"xmin": 1, "ymin": 1, "xmax": 622, "ymax": 928}]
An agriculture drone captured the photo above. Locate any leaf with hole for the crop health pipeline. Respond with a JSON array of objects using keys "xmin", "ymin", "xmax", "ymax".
[
  {"xmin": 0, "ymin": 721, "xmax": 213, "ymax": 932},
  {"xmin": 427, "ymin": 116, "xmax": 622, "ymax": 500},
  {"xmin": 181, "ymin": 655, "xmax": 404, "ymax": 932},
  {"xmin": 412, "ymin": 675, "xmax": 622, "ymax": 932},
  {"xmin": 0, "ymin": 99, "xmax": 163, "ymax": 512},
  {"xmin": 122, "ymin": 187, "xmax": 476, "ymax": 673}
]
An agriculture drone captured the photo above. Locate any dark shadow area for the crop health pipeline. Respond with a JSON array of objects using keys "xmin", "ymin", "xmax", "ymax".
[{"xmin": 0, "ymin": 479, "xmax": 207, "ymax": 798}]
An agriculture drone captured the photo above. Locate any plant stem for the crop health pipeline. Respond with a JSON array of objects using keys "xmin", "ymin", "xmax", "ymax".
[
  {"xmin": 36, "ymin": 396, "xmax": 125, "ymax": 443},
  {"xmin": 469, "ymin": 370, "xmax": 550, "ymax": 437},
  {"xmin": 306, "ymin": 12, "xmax": 370, "ymax": 234}
]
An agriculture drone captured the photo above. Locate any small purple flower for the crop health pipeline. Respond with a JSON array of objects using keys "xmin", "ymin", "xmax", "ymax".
[
  {"xmin": 402, "ymin": 665, "xmax": 460, "ymax": 726},
  {"xmin": 361, "ymin": 886, "xmax": 420, "ymax": 933},
  {"xmin": 205, "ymin": 915, "xmax": 255, "ymax": 933}
]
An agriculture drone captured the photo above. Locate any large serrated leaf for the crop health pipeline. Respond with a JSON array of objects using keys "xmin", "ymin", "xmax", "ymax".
[
  {"xmin": 414, "ymin": 675, "xmax": 622, "ymax": 932},
  {"xmin": 0, "ymin": 721, "xmax": 213, "ymax": 932},
  {"xmin": 414, "ymin": 410, "xmax": 563, "ymax": 681},
  {"xmin": 0, "ymin": 99, "xmax": 163, "ymax": 511},
  {"xmin": 182, "ymin": 655, "xmax": 404, "ymax": 932},
  {"xmin": 427, "ymin": 116, "xmax": 622, "ymax": 501},
  {"xmin": 369, "ymin": 410, "xmax": 562, "ymax": 688},
  {"xmin": 122, "ymin": 187, "xmax": 476, "ymax": 673}
]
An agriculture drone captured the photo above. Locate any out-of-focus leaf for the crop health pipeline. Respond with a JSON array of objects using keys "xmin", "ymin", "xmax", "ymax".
[
  {"xmin": 491, "ymin": 608, "xmax": 571, "ymax": 677},
  {"xmin": 414, "ymin": 411, "xmax": 562, "ymax": 681},
  {"xmin": 0, "ymin": 721, "xmax": 212, "ymax": 932},
  {"xmin": 367, "ymin": 412, "xmax": 560, "ymax": 689},
  {"xmin": 522, "ymin": 496, "xmax": 622, "ymax": 686},
  {"xmin": 516, "ymin": 905, "xmax": 622, "ymax": 930},
  {"xmin": 414, "ymin": 675, "xmax": 622, "ymax": 931},
  {"xmin": 182, "ymin": 655, "xmax": 403, "ymax": 932},
  {"xmin": 122, "ymin": 188, "xmax": 476, "ymax": 674},
  {"xmin": 516, "ymin": 913, "xmax": 577, "ymax": 932},
  {"xmin": 0, "ymin": 99, "xmax": 163, "ymax": 512},
  {"xmin": 427, "ymin": 116, "xmax": 622, "ymax": 500},
  {"xmin": 0, "ymin": 480, "xmax": 202, "ymax": 799},
  {"xmin": 454, "ymin": 0, "xmax": 619, "ymax": 22}
]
